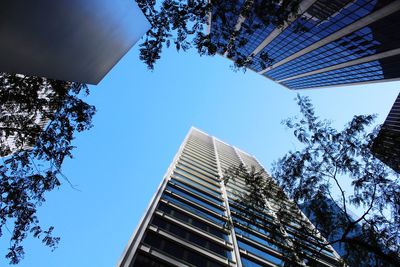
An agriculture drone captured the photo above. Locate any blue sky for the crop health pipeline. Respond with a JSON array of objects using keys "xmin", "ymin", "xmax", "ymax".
[{"xmin": 1, "ymin": 42, "xmax": 399, "ymax": 266}]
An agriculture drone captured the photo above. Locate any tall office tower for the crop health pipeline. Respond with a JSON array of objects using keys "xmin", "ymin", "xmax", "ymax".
[
  {"xmin": 372, "ymin": 92, "xmax": 400, "ymax": 173},
  {"xmin": 210, "ymin": 0, "xmax": 400, "ymax": 89},
  {"xmin": 118, "ymin": 128, "xmax": 342, "ymax": 267}
]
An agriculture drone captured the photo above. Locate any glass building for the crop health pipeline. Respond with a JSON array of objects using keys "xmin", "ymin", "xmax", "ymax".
[
  {"xmin": 372, "ymin": 92, "xmax": 400, "ymax": 173},
  {"xmin": 117, "ymin": 128, "xmax": 342, "ymax": 266},
  {"xmin": 210, "ymin": 0, "xmax": 400, "ymax": 89}
]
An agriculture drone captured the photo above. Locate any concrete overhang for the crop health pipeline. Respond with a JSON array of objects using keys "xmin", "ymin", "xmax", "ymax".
[{"xmin": 0, "ymin": 0, "xmax": 151, "ymax": 84}]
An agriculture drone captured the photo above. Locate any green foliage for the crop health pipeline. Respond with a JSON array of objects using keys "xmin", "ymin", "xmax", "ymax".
[
  {"xmin": 0, "ymin": 73, "xmax": 95, "ymax": 264},
  {"xmin": 223, "ymin": 95, "xmax": 400, "ymax": 266},
  {"xmin": 274, "ymin": 95, "xmax": 400, "ymax": 266},
  {"xmin": 135, "ymin": 0, "xmax": 301, "ymax": 70}
]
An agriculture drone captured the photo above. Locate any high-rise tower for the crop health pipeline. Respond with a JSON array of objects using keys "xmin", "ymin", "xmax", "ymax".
[
  {"xmin": 210, "ymin": 0, "xmax": 400, "ymax": 90},
  {"xmin": 118, "ymin": 128, "xmax": 342, "ymax": 266},
  {"xmin": 372, "ymin": 92, "xmax": 400, "ymax": 173}
]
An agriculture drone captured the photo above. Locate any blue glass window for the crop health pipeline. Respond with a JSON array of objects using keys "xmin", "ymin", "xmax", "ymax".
[
  {"xmin": 165, "ymin": 185, "xmax": 225, "ymax": 214},
  {"xmin": 237, "ymin": 240, "xmax": 284, "ymax": 265},
  {"xmin": 157, "ymin": 202, "xmax": 228, "ymax": 240},
  {"xmin": 172, "ymin": 172, "xmax": 222, "ymax": 198},
  {"xmin": 241, "ymin": 256, "xmax": 264, "ymax": 267},
  {"xmin": 265, "ymin": 9, "xmax": 400, "ymax": 81},
  {"xmin": 281, "ymin": 60, "xmax": 386, "ymax": 89},
  {"xmin": 169, "ymin": 178, "xmax": 223, "ymax": 204},
  {"xmin": 162, "ymin": 194, "xmax": 226, "ymax": 226},
  {"xmin": 250, "ymin": 0, "xmax": 381, "ymax": 72},
  {"xmin": 151, "ymin": 216, "xmax": 232, "ymax": 259},
  {"xmin": 174, "ymin": 167, "xmax": 221, "ymax": 191},
  {"xmin": 235, "ymin": 227, "xmax": 282, "ymax": 252},
  {"xmin": 143, "ymin": 232, "xmax": 226, "ymax": 267}
]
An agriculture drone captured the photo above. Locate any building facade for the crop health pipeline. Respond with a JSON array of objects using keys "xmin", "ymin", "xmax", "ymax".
[
  {"xmin": 117, "ymin": 128, "xmax": 342, "ymax": 266},
  {"xmin": 0, "ymin": 0, "xmax": 150, "ymax": 84},
  {"xmin": 210, "ymin": 0, "xmax": 400, "ymax": 90},
  {"xmin": 372, "ymin": 92, "xmax": 400, "ymax": 173}
]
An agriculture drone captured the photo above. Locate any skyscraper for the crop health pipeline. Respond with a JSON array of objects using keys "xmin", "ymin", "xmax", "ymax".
[
  {"xmin": 117, "ymin": 128, "xmax": 342, "ymax": 266},
  {"xmin": 0, "ymin": 0, "xmax": 150, "ymax": 84},
  {"xmin": 372, "ymin": 92, "xmax": 400, "ymax": 173},
  {"xmin": 210, "ymin": 0, "xmax": 400, "ymax": 89}
]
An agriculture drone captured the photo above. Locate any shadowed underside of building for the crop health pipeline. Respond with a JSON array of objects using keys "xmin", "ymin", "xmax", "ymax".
[{"xmin": 210, "ymin": 0, "xmax": 400, "ymax": 90}]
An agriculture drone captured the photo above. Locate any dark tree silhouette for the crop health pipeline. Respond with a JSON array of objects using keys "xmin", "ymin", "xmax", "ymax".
[
  {"xmin": 135, "ymin": 0, "xmax": 302, "ymax": 70},
  {"xmin": 224, "ymin": 95, "xmax": 400, "ymax": 266},
  {"xmin": 0, "ymin": 73, "xmax": 95, "ymax": 264}
]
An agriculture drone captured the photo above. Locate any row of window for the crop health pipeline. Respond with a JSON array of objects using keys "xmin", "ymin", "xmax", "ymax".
[
  {"xmin": 267, "ymin": 9, "xmax": 400, "ymax": 81},
  {"xmin": 180, "ymin": 152, "xmax": 218, "ymax": 176},
  {"xmin": 157, "ymin": 201, "xmax": 228, "ymax": 240},
  {"xmin": 174, "ymin": 167, "xmax": 221, "ymax": 192},
  {"xmin": 180, "ymin": 156, "xmax": 219, "ymax": 177},
  {"xmin": 215, "ymin": 142, "xmax": 242, "ymax": 174},
  {"xmin": 166, "ymin": 183, "xmax": 225, "ymax": 214},
  {"xmin": 250, "ymin": 0, "xmax": 381, "ymax": 71},
  {"xmin": 142, "ymin": 231, "xmax": 227, "ymax": 267},
  {"xmin": 169, "ymin": 178, "xmax": 223, "ymax": 205},
  {"xmin": 177, "ymin": 161, "xmax": 219, "ymax": 183},
  {"xmin": 162, "ymin": 194, "xmax": 227, "ymax": 226},
  {"xmin": 185, "ymin": 140, "xmax": 216, "ymax": 159},
  {"xmin": 172, "ymin": 171, "xmax": 222, "ymax": 198},
  {"xmin": 282, "ymin": 59, "xmax": 385, "ymax": 88},
  {"xmin": 182, "ymin": 146, "xmax": 216, "ymax": 168},
  {"xmin": 151, "ymin": 216, "xmax": 232, "ymax": 259},
  {"xmin": 238, "ymin": 239, "xmax": 284, "ymax": 266}
]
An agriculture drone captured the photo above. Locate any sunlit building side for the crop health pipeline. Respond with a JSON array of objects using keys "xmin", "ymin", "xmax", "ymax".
[{"xmin": 117, "ymin": 128, "xmax": 342, "ymax": 267}]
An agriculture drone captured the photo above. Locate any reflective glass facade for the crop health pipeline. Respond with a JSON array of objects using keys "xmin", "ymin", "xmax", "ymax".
[
  {"xmin": 372, "ymin": 93, "xmax": 400, "ymax": 173},
  {"xmin": 117, "ymin": 128, "xmax": 342, "ymax": 266},
  {"xmin": 210, "ymin": 0, "xmax": 400, "ymax": 89}
]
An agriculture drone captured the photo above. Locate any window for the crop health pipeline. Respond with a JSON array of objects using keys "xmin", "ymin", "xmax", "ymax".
[
  {"xmin": 241, "ymin": 256, "xmax": 265, "ymax": 267},
  {"xmin": 237, "ymin": 240, "xmax": 284, "ymax": 265},
  {"xmin": 151, "ymin": 216, "xmax": 232, "ymax": 259},
  {"xmin": 235, "ymin": 227, "xmax": 282, "ymax": 252},
  {"xmin": 174, "ymin": 167, "xmax": 221, "ymax": 191},
  {"xmin": 143, "ymin": 232, "xmax": 226, "ymax": 267},
  {"xmin": 157, "ymin": 202, "xmax": 228, "ymax": 240},
  {"xmin": 169, "ymin": 178, "xmax": 223, "ymax": 205},
  {"xmin": 172, "ymin": 172, "xmax": 221, "ymax": 197},
  {"xmin": 162, "ymin": 194, "xmax": 226, "ymax": 226},
  {"xmin": 132, "ymin": 252, "xmax": 175, "ymax": 267},
  {"xmin": 165, "ymin": 186, "xmax": 225, "ymax": 214}
]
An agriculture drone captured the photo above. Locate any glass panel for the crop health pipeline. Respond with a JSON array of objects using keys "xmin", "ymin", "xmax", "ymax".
[
  {"xmin": 235, "ymin": 227, "xmax": 282, "ymax": 252},
  {"xmin": 165, "ymin": 185, "xmax": 225, "ymax": 214},
  {"xmin": 175, "ymin": 167, "xmax": 221, "ymax": 190},
  {"xmin": 143, "ymin": 232, "xmax": 226, "ymax": 267},
  {"xmin": 151, "ymin": 216, "xmax": 232, "ymax": 259},
  {"xmin": 241, "ymin": 256, "xmax": 265, "ymax": 267},
  {"xmin": 157, "ymin": 202, "xmax": 228, "ymax": 240},
  {"xmin": 162, "ymin": 194, "xmax": 226, "ymax": 226},
  {"xmin": 169, "ymin": 178, "xmax": 223, "ymax": 204},
  {"xmin": 132, "ymin": 252, "xmax": 175, "ymax": 267},
  {"xmin": 172, "ymin": 172, "xmax": 222, "ymax": 197},
  {"xmin": 237, "ymin": 240, "xmax": 284, "ymax": 265}
]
